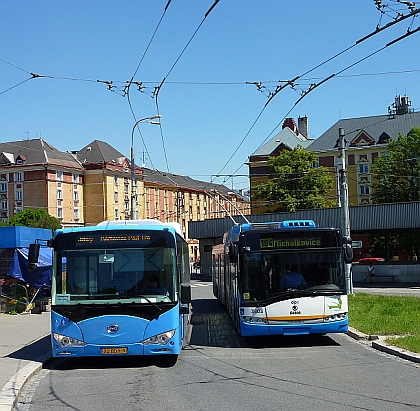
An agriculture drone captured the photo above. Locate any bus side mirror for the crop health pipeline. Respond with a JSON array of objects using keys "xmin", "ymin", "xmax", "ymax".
[
  {"xmin": 228, "ymin": 243, "xmax": 238, "ymax": 264},
  {"xmin": 342, "ymin": 236, "xmax": 353, "ymax": 264},
  {"xmin": 180, "ymin": 283, "xmax": 191, "ymax": 304},
  {"xmin": 28, "ymin": 243, "xmax": 41, "ymax": 271}
]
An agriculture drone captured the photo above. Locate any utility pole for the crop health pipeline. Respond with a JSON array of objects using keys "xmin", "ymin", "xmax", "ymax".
[{"xmin": 337, "ymin": 127, "xmax": 353, "ymax": 294}]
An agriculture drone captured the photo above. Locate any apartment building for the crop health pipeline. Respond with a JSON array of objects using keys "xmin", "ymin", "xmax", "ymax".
[
  {"xmin": 76, "ymin": 140, "xmax": 250, "ymax": 261},
  {"xmin": 76, "ymin": 140, "xmax": 143, "ymax": 225},
  {"xmin": 307, "ymin": 96, "xmax": 420, "ymax": 206},
  {"xmin": 143, "ymin": 168, "xmax": 250, "ymax": 261},
  {"xmin": 0, "ymin": 139, "xmax": 84, "ymax": 227},
  {"xmin": 247, "ymin": 117, "xmax": 313, "ymax": 214}
]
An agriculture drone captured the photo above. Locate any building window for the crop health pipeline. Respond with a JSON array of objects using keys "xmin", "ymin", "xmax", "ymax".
[
  {"xmin": 57, "ymin": 207, "xmax": 63, "ymax": 219},
  {"xmin": 360, "ymin": 185, "xmax": 370, "ymax": 195},
  {"xmin": 0, "ymin": 183, "xmax": 7, "ymax": 192},
  {"xmin": 56, "ymin": 171, "xmax": 63, "ymax": 181},
  {"xmin": 359, "ymin": 164, "xmax": 369, "ymax": 174},
  {"xmin": 114, "ymin": 209, "xmax": 119, "ymax": 220},
  {"xmin": 15, "ymin": 190, "xmax": 22, "ymax": 200},
  {"xmin": 73, "ymin": 173, "xmax": 79, "ymax": 183},
  {"xmin": 57, "ymin": 189, "xmax": 63, "ymax": 200},
  {"xmin": 73, "ymin": 190, "xmax": 79, "ymax": 202},
  {"xmin": 14, "ymin": 172, "xmax": 23, "ymax": 182},
  {"xmin": 114, "ymin": 175, "xmax": 118, "ymax": 185},
  {"xmin": 74, "ymin": 208, "xmax": 79, "ymax": 220},
  {"xmin": 114, "ymin": 191, "xmax": 119, "ymax": 203},
  {"xmin": 1, "ymin": 201, "xmax": 7, "ymax": 210}
]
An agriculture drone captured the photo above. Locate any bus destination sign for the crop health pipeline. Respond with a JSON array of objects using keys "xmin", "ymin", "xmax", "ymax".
[{"xmin": 260, "ymin": 237, "xmax": 321, "ymax": 249}]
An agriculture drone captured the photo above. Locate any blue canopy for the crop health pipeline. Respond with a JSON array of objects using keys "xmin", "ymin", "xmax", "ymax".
[{"xmin": 7, "ymin": 247, "xmax": 52, "ymax": 288}]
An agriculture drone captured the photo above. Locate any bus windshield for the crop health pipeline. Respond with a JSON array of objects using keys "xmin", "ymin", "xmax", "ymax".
[
  {"xmin": 239, "ymin": 248, "xmax": 344, "ymax": 302},
  {"xmin": 52, "ymin": 230, "xmax": 178, "ymax": 305}
]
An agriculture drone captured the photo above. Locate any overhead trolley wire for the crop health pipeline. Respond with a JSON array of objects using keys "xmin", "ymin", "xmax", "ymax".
[
  {"xmin": 214, "ymin": 6, "xmax": 420, "ymax": 189},
  {"xmin": 151, "ymin": 0, "xmax": 221, "ymax": 173},
  {"xmin": 125, "ymin": 1, "xmax": 173, "ymax": 173}
]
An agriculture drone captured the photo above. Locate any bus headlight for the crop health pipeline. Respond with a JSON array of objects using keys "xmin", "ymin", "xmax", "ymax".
[
  {"xmin": 141, "ymin": 330, "xmax": 175, "ymax": 345},
  {"xmin": 53, "ymin": 333, "xmax": 86, "ymax": 348}
]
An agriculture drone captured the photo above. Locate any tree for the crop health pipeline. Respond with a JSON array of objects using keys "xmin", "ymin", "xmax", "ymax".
[
  {"xmin": 251, "ymin": 146, "xmax": 334, "ymax": 212},
  {"xmin": 371, "ymin": 127, "xmax": 420, "ymax": 203},
  {"xmin": 8, "ymin": 209, "xmax": 62, "ymax": 231}
]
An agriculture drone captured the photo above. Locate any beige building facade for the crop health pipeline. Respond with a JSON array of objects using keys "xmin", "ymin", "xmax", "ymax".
[
  {"xmin": 0, "ymin": 140, "xmax": 84, "ymax": 227},
  {"xmin": 0, "ymin": 138, "xmax": 250, "ymax": 263},
  {"xmin": 307, "ymin": 97, "xmax": 420, "ymax": 207}
]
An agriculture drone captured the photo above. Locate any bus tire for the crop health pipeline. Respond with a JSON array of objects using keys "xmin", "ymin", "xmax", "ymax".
[{"xmin": 155, "ymin": 354, "xmax": 178, "ymax": 368}]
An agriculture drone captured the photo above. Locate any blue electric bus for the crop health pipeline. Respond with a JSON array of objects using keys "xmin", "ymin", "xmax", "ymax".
[
  {"xmin": 212, "ymin": 220, "xmax": 352, "ymax": 337},
  {"xmin": 30, "ymin": 220, "xmax": 191, "ymax": 363}
]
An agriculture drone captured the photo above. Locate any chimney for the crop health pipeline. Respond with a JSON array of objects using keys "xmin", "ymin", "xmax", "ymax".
[
  {"xmin": 282, "ymin": 118, "xmax": 298, "ymax": 135},
  {"xmin": 298, "ymin": 116, "xmax": 309, "ymax": 139}
]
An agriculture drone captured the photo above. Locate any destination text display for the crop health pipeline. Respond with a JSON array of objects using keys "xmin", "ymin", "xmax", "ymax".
[{"xmin": 260, "ymin": 237, "xmax": 322, "ymax": 249}]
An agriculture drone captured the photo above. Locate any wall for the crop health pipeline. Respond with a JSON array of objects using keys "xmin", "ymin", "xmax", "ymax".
[{"xmin": 352, "ymin": 263, "xmax": 420, "ymax": 283}]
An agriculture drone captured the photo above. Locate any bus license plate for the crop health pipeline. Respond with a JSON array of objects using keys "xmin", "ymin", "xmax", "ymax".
[{"xmin": 101, "ymin": 347, "xmax": 128, "ymax": 354}]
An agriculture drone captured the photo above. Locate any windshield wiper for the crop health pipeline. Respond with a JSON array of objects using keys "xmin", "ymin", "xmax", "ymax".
[
  {"xmin": 138, "ymin": 294, "xmax": 163, "ymax": 312},
  {"xmin": 257, "ymin": 288, "xmax": 345, "ymax": 306},
  {"xmin": 257, "ymin": 290, "xmax": 297, "ymax": 306}
]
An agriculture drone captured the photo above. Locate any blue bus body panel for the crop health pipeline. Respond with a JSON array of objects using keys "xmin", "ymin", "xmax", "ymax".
[
  {"xmin": 240, "ymin": 319, "xmax": 348, "ymax": 337},
  {"xmin": 51, "ymin": 305, "xmax": 183, "ymax": 357}
]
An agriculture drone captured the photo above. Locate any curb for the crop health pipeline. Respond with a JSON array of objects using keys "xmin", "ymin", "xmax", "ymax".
[
  {"xmin": 0, "ymin": 351, "xmax": 51, "ymax": 411},
  {"xmin": 347, "ymin": 327, "xmax": 420, "ymax": 364}
]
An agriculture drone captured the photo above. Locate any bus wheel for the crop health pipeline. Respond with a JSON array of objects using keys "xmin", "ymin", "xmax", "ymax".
[{"xmin": 155, "ymin": 354, "xmax": 178, "ymax": 368}]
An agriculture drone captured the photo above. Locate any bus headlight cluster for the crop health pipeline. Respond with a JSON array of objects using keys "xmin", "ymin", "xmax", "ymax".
[
  {"xmin": 141, "ymin": 330, "xmax": 175, "ymax": 345},
  {"xmin": 241, "ymin": 316, "xmax": 268, "ymax": 324},
  {"xmin": 53, "ymin": 333, "xmax": 86, "ymax": 348},
  {"xmin": 324, "ymin": 313, "xmax": 347, "ymax": 322}
]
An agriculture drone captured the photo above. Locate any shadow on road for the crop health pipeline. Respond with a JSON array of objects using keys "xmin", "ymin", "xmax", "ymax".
[
  {"xmin": 7, "ymin": 335, "xmax": 51, "ymax": 361},
  {"xmin": 189, "ymin": 298, "xmax": 340, "ymax": 350}
]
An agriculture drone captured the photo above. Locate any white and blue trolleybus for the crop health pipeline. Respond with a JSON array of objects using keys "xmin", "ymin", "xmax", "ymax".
[
  {"xmin": 30, "ymin": 220, "xmax": 191, "ymax": 363},
  {"xmin": 212, "ymin": 220, "xmax": 352, "ymax": 337}
]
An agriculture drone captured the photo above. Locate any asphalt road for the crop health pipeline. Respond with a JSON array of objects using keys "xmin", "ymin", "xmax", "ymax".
[{"xmin": 16, "ymin": 280, "xmax": 420, "ymax": 411}]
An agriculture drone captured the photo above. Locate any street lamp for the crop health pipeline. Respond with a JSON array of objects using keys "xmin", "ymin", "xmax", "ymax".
[{"xmin": 131, "ymin": 115, "xmax": 162, "ymax": 219}]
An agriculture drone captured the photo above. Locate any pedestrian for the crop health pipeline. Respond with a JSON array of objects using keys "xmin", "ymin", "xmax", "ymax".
[{"xmin": 364, "ymin": 263, "xmax": 375, "ymax": 282}]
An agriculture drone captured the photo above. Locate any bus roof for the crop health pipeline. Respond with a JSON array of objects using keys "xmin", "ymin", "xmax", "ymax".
[
  {"xmin": 225, "ymin": 219, "xmax": 318, "ymax": 244},
  {"xmin": 56, "ymin": 219, "xmax": 185, "ymax": 239}
]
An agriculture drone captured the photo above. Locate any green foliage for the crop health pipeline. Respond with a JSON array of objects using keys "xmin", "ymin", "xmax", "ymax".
[
  {"xmin": 371, "ymin": 127, "xmax": 420, "ymax": 203},
  {"xmin": 251, "ymin": 146, "xmax": 334, "ymax": 212},
  {"xmin": 369, "ymin": 230, "xmax": 420, "ymax": 260},
  {"xmin": 8, "ymin": 209, "xmax": 62, "ymax": 231},
  {"xmin": 349, "ymin": 293, "xmax": 420, "ymax": 353}
]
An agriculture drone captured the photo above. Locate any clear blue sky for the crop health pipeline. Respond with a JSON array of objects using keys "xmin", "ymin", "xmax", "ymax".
[{"xmin": 1, "ymin": 1, "xmax": 419, "ymax": 192}]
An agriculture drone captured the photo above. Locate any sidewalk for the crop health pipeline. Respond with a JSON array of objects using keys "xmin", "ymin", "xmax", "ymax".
[
  {"xmin": 0, "ymin": 311, "xmax": 50, "ymax": 411},
  {"xmin": 0, "ymin": 284, "xmax": 420, "ymax": 411}
]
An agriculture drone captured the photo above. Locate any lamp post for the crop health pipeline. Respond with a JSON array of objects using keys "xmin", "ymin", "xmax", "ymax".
[{"xmin": 130, "ymin": 115, "xmax": 162, "ymax": 219}]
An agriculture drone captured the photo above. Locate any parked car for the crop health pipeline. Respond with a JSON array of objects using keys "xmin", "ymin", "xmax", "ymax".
[{"xmin": 357, "ymin": 257, "xmax": 385, "ymax": 264}]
